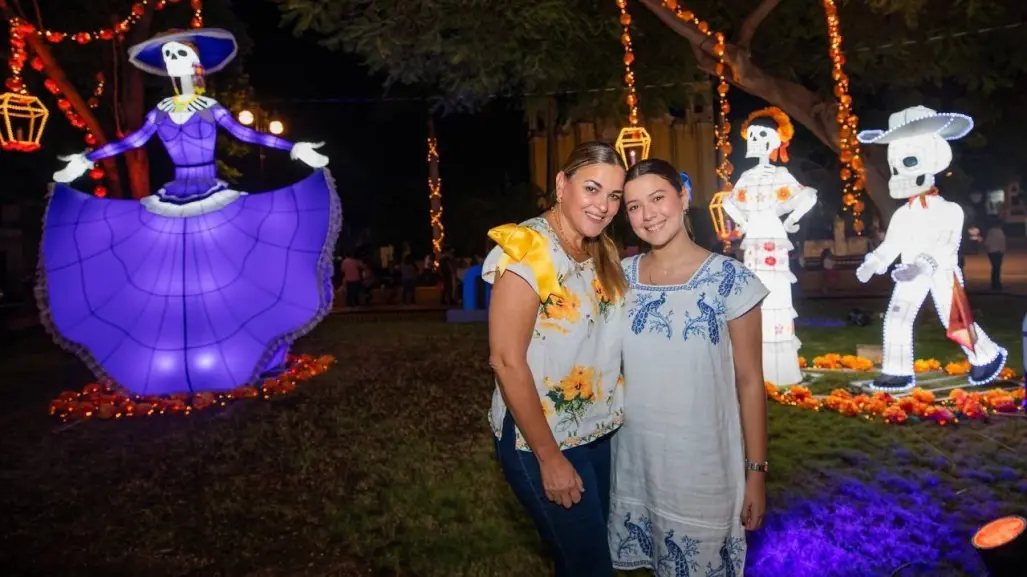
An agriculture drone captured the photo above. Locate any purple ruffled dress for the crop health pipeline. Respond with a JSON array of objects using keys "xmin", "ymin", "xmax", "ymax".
[{"xmin": 36, "ymin": 103, "xmax": 342, "ymax": 396}]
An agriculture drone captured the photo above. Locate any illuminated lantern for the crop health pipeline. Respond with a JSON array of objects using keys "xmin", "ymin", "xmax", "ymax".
[
  {"xmin": 972, "ymin": 515, "xmax": 1027, "ymax": 577},
  {"xmin": 856, "ymin": 106, "xmax": 1007, "ymax": 391},
  {"xmin": 0, "ymin": 92, "xmax": 50, "ymax": 152},
  {"xmin": 708, "ymin": 190, "xmax": 736, "ymax": 242},
  {"xmin": 721, "ymin": 107, "xmax": 817, "ymax": 387},
  {"xmin": 39, "ymin": 28, "xmax": 340, "ymax": 396},
  {"xmin": 614, "ymin": 126, "xmax": 651, "ymax": 168}
]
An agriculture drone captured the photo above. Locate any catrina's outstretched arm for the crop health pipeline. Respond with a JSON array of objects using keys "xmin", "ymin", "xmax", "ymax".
[
  {"xmin": 211, "ymin": 105, "xmax": 293, "ymax": 151},
  {"xmin": 85, "ymin": 109, "xmax": 161, "ymax": 162}
]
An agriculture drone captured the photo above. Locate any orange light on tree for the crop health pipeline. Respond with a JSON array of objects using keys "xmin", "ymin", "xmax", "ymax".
[
  {"xmin": 614, "ymin": 0, "xmax": 650, "ymax": 167},
  {"xmin": 427, "ymin": 135, "xmax": 444, "ymax": 265},
  {"xmin": 821, "ymin": 0, "xmax": 866, "ymax": 234},
  {"xmin": 662, "ymin": 1, "xmax": 734, "ymax": 251},
  {"xmin": 0, "ymin": 92, "xmax": 49, "ymax": 152}
]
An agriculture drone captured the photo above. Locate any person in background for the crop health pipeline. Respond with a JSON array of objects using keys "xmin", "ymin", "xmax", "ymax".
[
  {"xmin": 609, "ymin": 159, "xmax": 767, "ymax": 574},
  {"xmin": 821, "ymin": 248, "xmax": 838, "ymax": 295},
  {"xmin": 439, "ymin": 248, "xmax": 458, "ymax": 306},
  {"xmin": 399, "ymin": 255, "xmax": 418, "ymax": 305},
  {"xmin": 984, "ymin": 219, "xmax": 1005, "ymax": 291},
  {"xmin": 340, "ymin": 252, "xmax": 365, "ymax": 308},
  {"xmin": 361, "ymin": 260, "xmax": 376, "ymax": 306},
  {"xmin": 485, "ymin": 141, "xmax": 627, "ymax": 577}
]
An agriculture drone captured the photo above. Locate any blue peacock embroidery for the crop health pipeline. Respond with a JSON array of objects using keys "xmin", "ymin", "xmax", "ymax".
[
  {"xmin": 705, "ymin": 537, "xmax": 746, "ymax": 577},
  {"xmin": 626, "ymin": 255, "xmax": 756, "ymax": 345},
  {"xmin": 613, "ymin": 511, "xmax": 747, "ymax": 577},
  {"xmin": 628, "ymin": 292, "xmax": 673, "ymax": 339},
  {"xmin": 614, "ymin": 512, "xmax": 657, "ymax": 562},
  {"xmin": 680, "ymin": 293, "xmax": 726, "ymax": 344}
]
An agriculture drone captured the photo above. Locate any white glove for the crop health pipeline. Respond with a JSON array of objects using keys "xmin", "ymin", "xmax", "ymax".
[
  {"xmin": 855, "ymin": 254, "xmax": 880, "ymax": 284},
  {"xmin": 53, "ymin": 152, "xmax": 92, "ymax": 183},
  {"xmin": 782, "ymin": 219, "xmax": 800, "ymax": 234},
  {"xmin": 290, "ymin": 141, "xmax": 329, "ymax": 168},
  {"xmin": 891, "ymin": 262, "xmax": 924, "ymax": 283}
]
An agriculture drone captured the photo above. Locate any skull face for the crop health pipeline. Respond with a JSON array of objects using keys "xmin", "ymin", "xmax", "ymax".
[
  {"xmin": 885, "ymin": 133, "xmax": 953, "ymax": 200},
  {"xmin": 161, "ymin": 41, "xmax": 199, "ymax": 77},
  {"xmin": 745, "ymin": 125, "xmax": 782, "ymax": 159}
]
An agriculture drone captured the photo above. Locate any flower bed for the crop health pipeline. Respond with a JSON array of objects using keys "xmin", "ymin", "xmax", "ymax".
[
  {"xmin": 800, "ymin": 353, "xmax": 1018, "ymax": 380},
  {"xmin": 49, "ymin": 354, "xmax": 336, "ymax": 421},
  {"xmin": 767, "ymin": 382, "xmax": 1025, "ymax": 425}
]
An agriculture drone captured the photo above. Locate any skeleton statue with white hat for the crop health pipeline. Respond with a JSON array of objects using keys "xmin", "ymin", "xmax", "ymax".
[{"xmin": 856, "ymin": 106, "xmax": 1007, "ymax": 391}]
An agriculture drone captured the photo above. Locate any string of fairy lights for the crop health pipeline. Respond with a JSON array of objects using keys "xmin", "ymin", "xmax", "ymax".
[
  {"xmin": 2, "ymin": 0, "xmax": 203, "ymax": 196},
  {"xmin": 822, "ymin": 0, "xmax": 866, "ymax": 234},
  {"xmin": 426, "ymin": 135, "xmax": 444, "ymax": 265}
]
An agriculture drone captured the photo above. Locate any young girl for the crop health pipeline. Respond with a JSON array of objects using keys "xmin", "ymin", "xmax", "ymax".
[{"xmin": 609, "ymin": 159, "xmax": 768, "ymax": 575}]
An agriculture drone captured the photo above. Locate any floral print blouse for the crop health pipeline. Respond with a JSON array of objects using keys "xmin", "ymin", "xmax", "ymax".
[{"xmin": 482, "ymin": 216, "xmax": 625, "ymax": 452}]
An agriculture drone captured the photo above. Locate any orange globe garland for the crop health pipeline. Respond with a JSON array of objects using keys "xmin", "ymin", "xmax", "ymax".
[
  {"xmin": 660, "ymin": 2, "xmax": 733, "ymax": 251},
  {"xmin": 49, "ymin": 353, "xmax": 336, "ymax": 421},
  {"xmin": 822, "ymin": 0, "xmax": 866, "ymax": 234},
  {"xmin": 613, "ymin": 0, "xmax": 651, "ymax": 167}
]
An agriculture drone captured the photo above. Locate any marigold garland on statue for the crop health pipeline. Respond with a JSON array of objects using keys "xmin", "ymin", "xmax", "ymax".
[{"xmin": 50, "ymin": 354, "xmax": 335, "ymax": 421}]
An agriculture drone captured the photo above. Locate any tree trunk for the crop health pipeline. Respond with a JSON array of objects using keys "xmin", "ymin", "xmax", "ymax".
[
  {"xmin": 0, "ymin": 0, "xmax": 125, "ymax": 198},
  {"xmin": 119, "ymin": 1, "xmax": 155, "ymax": 199},
  {"xmin": 427, "ymin": 115, "xmax": 444, "ymax": 266},
  {"xmin": 639, "ymin": 0, "xmax": 895, "ymax": 224}
]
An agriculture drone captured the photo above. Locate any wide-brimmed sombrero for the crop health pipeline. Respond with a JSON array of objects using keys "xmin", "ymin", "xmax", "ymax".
[
  {"xmin": 128, "ymin": 28, "xmax": 237, "ymax": 76},
  {"xmin": 857, "ymin": 105, "xmax": 973, "ymax": 145}
]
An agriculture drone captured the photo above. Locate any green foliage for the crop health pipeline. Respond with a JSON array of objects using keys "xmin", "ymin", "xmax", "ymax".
[{"xmin": 273, "ymin": 0, "xmax": 699, "ymax": 114}]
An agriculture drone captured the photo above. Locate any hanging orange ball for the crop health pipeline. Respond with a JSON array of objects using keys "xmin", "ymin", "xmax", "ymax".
[{"xmin": 89, "ymin": 168, "xmax": 105, "ymax": 180}]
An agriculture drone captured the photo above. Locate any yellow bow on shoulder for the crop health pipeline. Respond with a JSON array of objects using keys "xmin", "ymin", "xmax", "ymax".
[{"xmin": 488, "ymin": 223, "xmax": 564, "ymax": 303}]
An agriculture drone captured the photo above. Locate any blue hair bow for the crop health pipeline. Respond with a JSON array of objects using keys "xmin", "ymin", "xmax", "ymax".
[{"xmin": 680, "ymin": 171, "xmax": 693, "ymax": 204}]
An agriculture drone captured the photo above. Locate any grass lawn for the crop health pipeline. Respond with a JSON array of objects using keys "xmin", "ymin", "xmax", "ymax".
[{"xmin": 0, "ymin": 296, "xmax": 1024, "ymax": 577}]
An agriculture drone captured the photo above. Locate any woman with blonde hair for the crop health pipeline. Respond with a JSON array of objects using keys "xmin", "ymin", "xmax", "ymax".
[{"xmin": 484, "ymin": 141, "xmax": 628, "ymax": 576}]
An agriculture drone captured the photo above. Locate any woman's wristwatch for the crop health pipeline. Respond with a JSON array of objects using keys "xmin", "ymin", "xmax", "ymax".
[{"xmin": 745, "ymin": 459, "xmax": 768, "ymax": 473}]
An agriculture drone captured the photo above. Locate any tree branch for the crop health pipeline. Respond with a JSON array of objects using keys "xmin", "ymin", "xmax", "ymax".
[
  {"xmin": 0, "ymin": 0, "xmax": 125, "ymax": 197},
  {"xmin": 638, "ymin": 0, "xmax": 896, "ymax": 223},
  {"xmin": 736, "ymin": 0, "xmax": 782, "ymax": 51}
]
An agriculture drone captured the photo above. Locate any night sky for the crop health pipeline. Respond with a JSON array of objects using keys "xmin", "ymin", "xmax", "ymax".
[{"xmin": 232, "ymin": 1, "xmax": 531, "ymax": 255}]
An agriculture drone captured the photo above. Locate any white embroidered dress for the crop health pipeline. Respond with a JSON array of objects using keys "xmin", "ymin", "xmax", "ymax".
[
  {"xmin": 609, "ymin": 253, "xmax": 768, "ymax": 577},
  {"xmin": 482, "ymin": 216, "xmax": 625, "ymax": 451}
]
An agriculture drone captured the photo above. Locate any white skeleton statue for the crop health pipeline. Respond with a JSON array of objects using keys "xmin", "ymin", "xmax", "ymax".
[
  {"xmin": 856, "ymin": 106, "xmax": 1007, "ymax": 391},
  {"xmin": 723, "ymin": 107, "xmax": 817, "ymax": 386}
]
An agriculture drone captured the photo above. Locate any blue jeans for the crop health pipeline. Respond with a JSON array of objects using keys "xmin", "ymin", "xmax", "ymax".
[{"xmin": 495, "ymin": 414, "xmax": 614, "ymax": 577}]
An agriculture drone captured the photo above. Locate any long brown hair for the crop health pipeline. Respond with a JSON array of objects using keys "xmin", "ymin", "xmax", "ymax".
[{"xmin": 555, "ymin": 141, "xmax": 628, "ymax": 302}]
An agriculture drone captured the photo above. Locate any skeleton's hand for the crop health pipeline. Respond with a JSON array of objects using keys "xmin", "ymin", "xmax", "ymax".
[
  {"xmin": 891, "ymin": 262, "xmax": 924, "ymax": 283},
  {"xmin": 856, "ymin": 254, "xmax": 880, "ymax": 284},
  {"xmin": 291, "ymin": 141, "xmax": 329, "ymax": 168},
  {"xmin": 53, "ymin": 153, "xmax": 92, "ymax": 183},
  {"xmin": 782, "ymin": 219, "xmax": 800, "ymax": 234}
]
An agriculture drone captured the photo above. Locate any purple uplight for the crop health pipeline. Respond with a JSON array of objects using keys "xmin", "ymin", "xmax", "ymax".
[{"xmin": 746, "ymin": 475, "xmax": 991, "ymax": 577}]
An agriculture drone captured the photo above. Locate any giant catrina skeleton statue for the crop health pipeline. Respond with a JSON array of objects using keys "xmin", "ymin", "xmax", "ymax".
[
  {"xmin": 856, "ymin": 106, "xmax": 1006, "ymax": 391},
  {"xmin": 722, "ymin": 107, "xmax": 817, "ymax": 387},
  {"xmin": 38, "ymin": 29, "xmax": 342, "ymax": 396}
]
